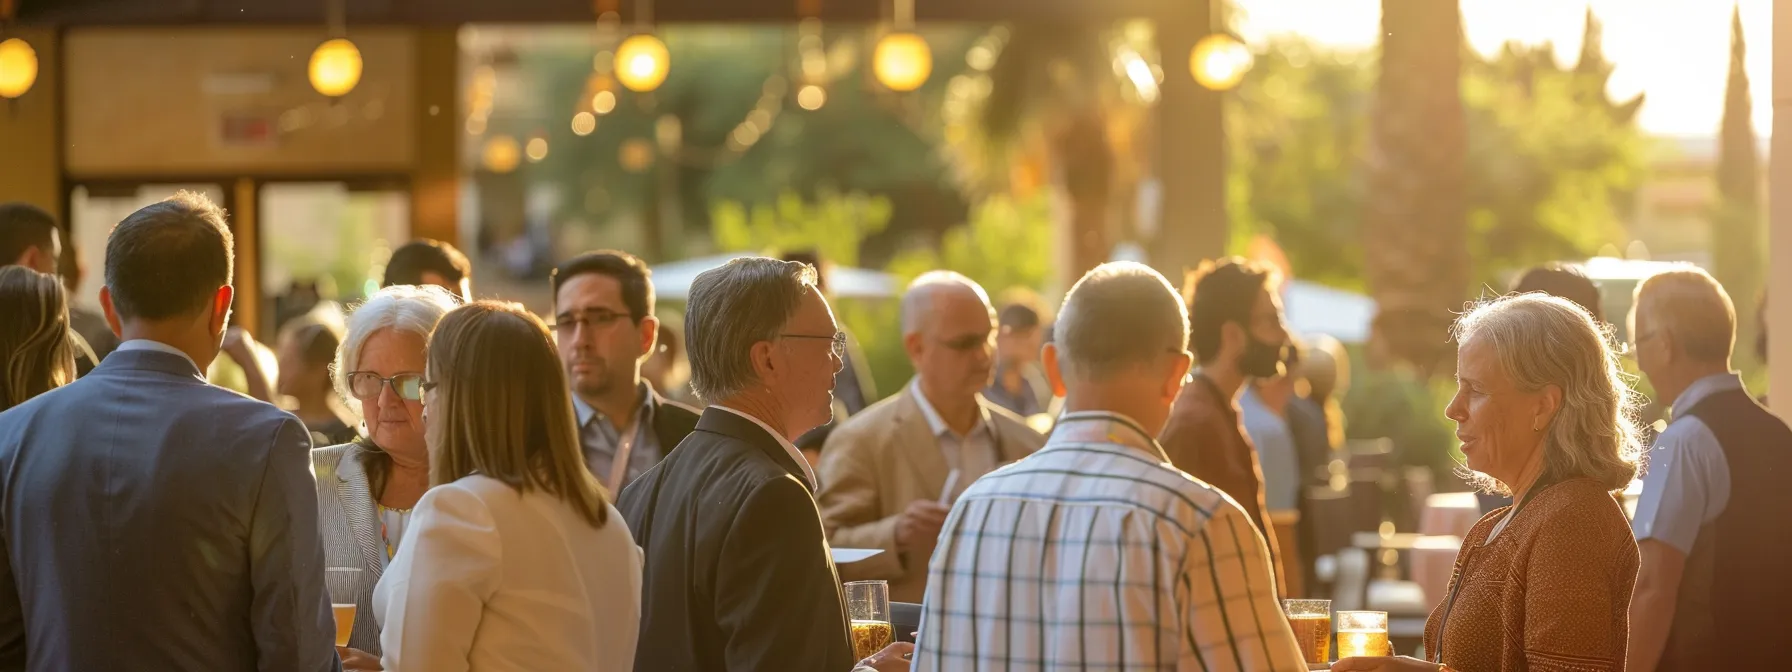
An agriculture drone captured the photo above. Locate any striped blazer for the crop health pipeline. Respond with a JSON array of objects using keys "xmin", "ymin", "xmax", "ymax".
[{"xmin": 312, "ymin": 443, "xmax": 389, "ymax": 654}]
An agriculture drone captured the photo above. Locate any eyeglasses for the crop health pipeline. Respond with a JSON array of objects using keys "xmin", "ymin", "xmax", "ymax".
[
  {"xmin": 551, "ymin": 308, "xmax": 632, "ymax": 335},
  {"xmin": 347, "ymin": 372, "xmax": 425, "ymax": 402},
  {"xmin": 781, "ymin": 331, "xmax": 848, "ymax": 359}
]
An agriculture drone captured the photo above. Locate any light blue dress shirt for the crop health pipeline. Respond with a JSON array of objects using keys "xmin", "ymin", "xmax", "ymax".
[{"xmin": 1631, "ymin": 372, "xmax": 1741, "ymax": 555}]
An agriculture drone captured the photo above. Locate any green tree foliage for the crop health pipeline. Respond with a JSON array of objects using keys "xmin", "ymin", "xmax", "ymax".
[
  {"xmin": 885, "ymin": 193, "xmax": 1054, "ymax": 295},
  {"xmin": 523, "ymin": 26, "xmax": 980, "ymax": 263},
  {"xmin": 1229, "ymin": 13, "xmax": 1645, "ymax": 299},
  {"xmin": 710, "ymin": 190, "xmax": 892, "ymax": 266},
  {"xmin": 1713, "ymin": 4, "xmax": 1763, "ymax": 369}
]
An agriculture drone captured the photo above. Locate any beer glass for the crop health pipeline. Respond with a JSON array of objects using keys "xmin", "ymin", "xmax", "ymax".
[
  {"xmin": 1335, "ymin": 611, "xmax": 1390, "ymax": 658},
  {"xmin": 845, "ymin": 580, "xmax": 893, "ymax": 659},
  {"xmin": 325, "ymin": 567, "xmax": 362, "ymax": 647},
  {"xmin": 1282, "ymin": 599, "xmax": 1332, "ymax": 664}
]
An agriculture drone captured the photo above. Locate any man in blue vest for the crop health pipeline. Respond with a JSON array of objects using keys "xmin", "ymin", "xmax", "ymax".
[{"xmin": 1627, "ymin": 268, "xmax": 1792, "ymax": 672}]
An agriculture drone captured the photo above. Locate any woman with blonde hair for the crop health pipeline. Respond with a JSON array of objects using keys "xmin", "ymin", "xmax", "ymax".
[
  {"xmin": 1333, "ymin": 293, "xmax": 1644, "ymax": 672},
  {"xmin": 0, "ymin": 266, "xmax": 79, "ymax": 412},
  {"xmin": 373, "ymin": 301, "xmax": 640, "ymax": 672}
]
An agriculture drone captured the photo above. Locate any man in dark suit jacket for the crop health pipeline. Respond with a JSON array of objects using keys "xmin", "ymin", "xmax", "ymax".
[
  {"xmin": 551, "ymin": 250, "xmax": 701, "ymax": 493},
  {"xmin": 619, "ymin": 257, "xmax": 857, "ymax": 671},
  {"xmin": 0, "ymin": 192, "xmax": 340, "ymax": 671}
]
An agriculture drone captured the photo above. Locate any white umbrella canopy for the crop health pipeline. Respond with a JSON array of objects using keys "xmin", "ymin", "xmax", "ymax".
[{"xmin": 649, "ymin": 253, "xmax": 900, "ymax": 301}]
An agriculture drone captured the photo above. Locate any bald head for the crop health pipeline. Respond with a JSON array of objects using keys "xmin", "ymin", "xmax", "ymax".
[
  {"xmin": 901, "ymin": 271, "xmax": 993, "ymax": 336},
  {"xmin": 902, "ymin": 271, "xmax": 997, "ymax": 403}
]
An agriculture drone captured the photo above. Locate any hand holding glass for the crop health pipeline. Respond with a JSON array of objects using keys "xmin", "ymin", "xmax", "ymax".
[{"xmin": 845, "ymin": 580, "xmax": 893, "ymax": 659}]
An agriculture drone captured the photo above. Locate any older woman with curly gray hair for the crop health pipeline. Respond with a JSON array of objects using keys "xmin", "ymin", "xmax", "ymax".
[{"xmin": 1334, "ymin": 293, "xmax": 1644, "ymax": 672}]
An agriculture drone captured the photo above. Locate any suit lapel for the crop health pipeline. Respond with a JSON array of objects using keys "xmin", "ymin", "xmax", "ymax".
[
  {"xmin": 988, "ymin": 413, "xmax": 1029, "ymax": 464},
  {"xmin": 894, "ymin": 389, "xmax": 950, "ymax": 498},
  {"xmin": 336, "ymin": 449, "xmax": 388, "ymax": 582}
]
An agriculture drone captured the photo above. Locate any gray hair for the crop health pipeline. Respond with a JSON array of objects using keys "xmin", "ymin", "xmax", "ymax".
[
  {"xmin": 1054, "ymin": 262, "xmax": 1190, "ymax": 380},
  {"xmin": 685, "ymin": 257, "xmax": 818, "ymax": 402},
  {"xmin": 1632, "ymin": 268, "xmax": 1735, "ymax": 364},
  {"xmin": 333, "ymin": 284, "xmax": 460, "ymax": 421},
  {"xmin": 1451, "ymin": 293, "xmax": 1644, "ymax": 496},
  {"xmin": 900, "ymin": 270, "xmax": 992, "ymax": 336}
]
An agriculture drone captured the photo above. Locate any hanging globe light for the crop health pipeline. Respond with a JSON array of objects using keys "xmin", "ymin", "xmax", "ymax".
[
  {"xmin": 1189, "ymin": 34, "xmax": 1252, "ymax": 91},
  {"xmin": 873, "ymin": 31, "xmax": 931, "ymax": 92},
  {"xmin": 614, "ymin": 34, "xmax": 670, "ymax": 92},
  {"xmin": 308, "ymin": 38, "xmax": 364, "ymax": 98},
  {"xmin": 0, "ymin": 38, "xmax": 39, "ymax": 100}
]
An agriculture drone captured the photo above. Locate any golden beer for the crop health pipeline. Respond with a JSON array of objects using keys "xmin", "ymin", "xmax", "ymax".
[
  {"xmin": 1288, "ymin": 614, "xmax": 1332, "ymax": 664},
  {"xmin": 1337, "ymin": 628, "xmax": 1390, "ymax": 657},
  {"xmin": 332, "ymin": 603, "xmax": 357, "ymax": 647},
  {"xmin": 850, "ymin": 619, "xmax": 893, "ymax": 659}
]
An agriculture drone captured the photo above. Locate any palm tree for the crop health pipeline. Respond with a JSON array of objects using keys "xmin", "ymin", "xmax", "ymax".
[
  {"xmin": 1363, "ymin": 0, "xmax": 1469, "ymax": 376},
  {"xmin": 948, "ymin": 23, "xmax": 1156, "ymax": 281}
]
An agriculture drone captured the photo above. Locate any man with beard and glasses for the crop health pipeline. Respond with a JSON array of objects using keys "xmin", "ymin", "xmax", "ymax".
[
  {"xmin": 551, "ymin": 251, "xmax": 699, "ymax": 493},
  {"xmin": 1160, "ymin": 257, "xmax": 1291, "ymax": 595}
]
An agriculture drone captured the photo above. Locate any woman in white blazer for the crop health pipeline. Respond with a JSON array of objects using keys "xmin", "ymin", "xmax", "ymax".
[{"xmin": 373, "ymin": 301, "xmax": 641, "ymax": 672}]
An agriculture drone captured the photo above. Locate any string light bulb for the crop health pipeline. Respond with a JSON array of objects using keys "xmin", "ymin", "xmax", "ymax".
[
  {"xmin": 308, "ymin": 38, "xmax": 364, "ymax": 98},
  {"xmin": 1189, "ymin": 34, "xmax": 1252, "ymax": 91},
  {"xmin": 615, "ymin": 34, "xmax": 670, "ymax": 92},
  {"xmin": 873, "ymin": 32, "xmax": 931, "ymax": 92}
]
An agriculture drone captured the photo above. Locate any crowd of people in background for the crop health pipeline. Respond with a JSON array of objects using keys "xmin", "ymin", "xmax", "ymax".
[{"xmin": 0, "ymin": 191, "xmax": 1789, "ymax": 672}]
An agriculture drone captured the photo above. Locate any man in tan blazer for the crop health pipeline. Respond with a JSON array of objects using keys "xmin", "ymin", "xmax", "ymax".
[{"xmin": 819, "ymin": 271, "xmax": 1046, "ymax": 603}]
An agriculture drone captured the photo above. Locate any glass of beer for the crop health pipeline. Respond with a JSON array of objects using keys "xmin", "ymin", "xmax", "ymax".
[
  {"xmin": 1335, "ymin": 610, "xmax": 1391, "ymax": 658},
  {"xmin": 1283, "ymin": 599, "xmax": 1331, "ymax": 664},
  {"xmin": 845, "ymin": 580, "xmax": 893, "ymax": 659},
  {"xmin": 325, "ymin": 567, "xmax": 362, "ymax": 647}
]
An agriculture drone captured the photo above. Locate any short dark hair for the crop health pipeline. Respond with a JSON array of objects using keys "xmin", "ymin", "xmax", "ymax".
[
  {"xmin": 0, "ymin": 202, "xmax": 58, "ymax": 266},
  {"xmin": 1184, "ymin": 257, "xmax": 1275, "ymax": 364},
  {"xmin": 104, "ymin": 192, "xmax": 234, "ymax": 321},
  {"xmin": 550, "ymin": 250, "xmax": 655, "ymax": 322},
  {"xmin": 1511, "ymin": 264, "xmax": 1603, "ymax": 324},
  {"xmin": 998, "ymin": 303, "xmax": 1041, "ymax": 331},
  {"xmin": 383, "ymin": 239, "xmax": 471, "ymax": 289}
]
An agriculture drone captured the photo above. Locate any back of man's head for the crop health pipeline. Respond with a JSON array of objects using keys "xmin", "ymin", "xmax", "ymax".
[
  {"xmin": 0, "ymin": 202, "xmax": 59, "ymax": 273},
  {"xmin": 384, "ymin": 239, "xmax": 471, "ymax": 298},
  {"xmin": 104, "ymin": 192, "xmax": 234, "ymax": 322},
  {"xmin": 1055, "ymin": 262, "xmax": 1189, "ymax": 389},
  {"xmin": 1634, "ymin": 268, "xmax": 1735, "ymax": 365},
  {"xmin": 1184, "ymin": 257, "xmax": 1275, "ymax": 364},
  {"xmin": 1512, "ymin": 263, "xmax": 1604, "ymax": 324}
]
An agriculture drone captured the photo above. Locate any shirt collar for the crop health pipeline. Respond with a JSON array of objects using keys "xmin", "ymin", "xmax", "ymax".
[
  {"xmin": 1047, "ymin": 410, "xmax": 1168, "ymax": 462},
  {"xmin": 116, "ymin": 339, "xmax": 200, "ymax": 372},
  {"xmin": 1671, "ymin": 371, "xmax": 1745, "ymax": 419},
  {"xmin": 572, "ymin": 381, "xmax": 656, "ymax": 430},
  {"xmin": 909, "ymin": 378, "xmax": 991, "ymax": 439},
  {"xmin": 709, "ymin": 404, "xmax": 818, "ymax": 489}
]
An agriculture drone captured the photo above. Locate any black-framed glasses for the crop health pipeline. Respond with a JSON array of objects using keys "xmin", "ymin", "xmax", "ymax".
[
  {"xmin": 551, "ymin": 308, "xmax": 633, "ymax": 335},
  {"xmin": 781, "ymin": 331, "xmax": 848, "ymax": 359},
  {"xmin": 347, "ymin": 372, "xmax": 425, "ymax": 402}
]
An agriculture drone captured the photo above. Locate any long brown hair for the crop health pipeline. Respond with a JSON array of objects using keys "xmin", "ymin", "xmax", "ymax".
[
  {"xmin": 0, "ymin": 267, "xmax": 77, "ymax": 412},
  {"xmin": 426, "ymin": 301, "xmax": 610, "ymax": 527}
]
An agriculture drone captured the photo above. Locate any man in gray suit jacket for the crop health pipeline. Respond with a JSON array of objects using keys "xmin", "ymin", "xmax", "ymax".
[{"xmin": 0, "ymin": 192, "xmax": 341, "ymax": 671}]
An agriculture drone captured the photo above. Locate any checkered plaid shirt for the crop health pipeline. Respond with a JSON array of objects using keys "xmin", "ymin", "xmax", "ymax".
[{"xmin": 913, "ymin": 411, "xmax": 1309, "ymax": 671}]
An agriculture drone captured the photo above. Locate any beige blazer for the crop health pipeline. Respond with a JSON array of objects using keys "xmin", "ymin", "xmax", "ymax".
[{"xmin": 817, "ymin": 383, "xmax": 1046, "ymax": 603}]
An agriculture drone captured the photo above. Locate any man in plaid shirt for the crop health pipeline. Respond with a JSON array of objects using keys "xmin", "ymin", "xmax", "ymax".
[{"xmin": 914, "ymin": 262, "xmax": 1309, "ymax": 671}]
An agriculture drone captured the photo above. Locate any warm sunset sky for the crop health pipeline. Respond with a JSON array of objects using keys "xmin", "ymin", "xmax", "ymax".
[{"xmin": 1232, "ymin": 0, "xmax": 1773, "ymax": 137}]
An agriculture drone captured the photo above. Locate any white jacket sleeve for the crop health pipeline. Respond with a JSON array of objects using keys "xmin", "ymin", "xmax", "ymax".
[{"xmin": 374, "ymin": 485, "xmax": 501, "ymax": 672}]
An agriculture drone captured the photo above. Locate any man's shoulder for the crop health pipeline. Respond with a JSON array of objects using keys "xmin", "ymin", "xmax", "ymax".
[
  {"xmin": 983, "ymin": 402, "xmax": 1044, "ymax": 445},
  {"xmin": 828, "ymin": 391, "xmax": 909, "ymax": 444}
]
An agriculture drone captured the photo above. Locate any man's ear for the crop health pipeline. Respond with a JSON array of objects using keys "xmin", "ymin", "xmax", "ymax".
[
  {"xmin": 1042, "ymin": 343, "xmax": 1067, "ymax": 398},
  {"xmin": 100, "ymin": 287, "xmax": 123, "ymax": 337}
]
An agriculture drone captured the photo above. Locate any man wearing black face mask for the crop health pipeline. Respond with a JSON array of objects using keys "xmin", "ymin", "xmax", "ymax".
[{"xmin": 1160, "ymin": 258, "xmax": 1292, "ymax": 596}]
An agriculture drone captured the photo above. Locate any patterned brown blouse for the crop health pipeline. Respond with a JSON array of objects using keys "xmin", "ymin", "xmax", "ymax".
[{"xmin": 1424, "ymin": 477, "xmax": 1639, "ymax": 672}]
